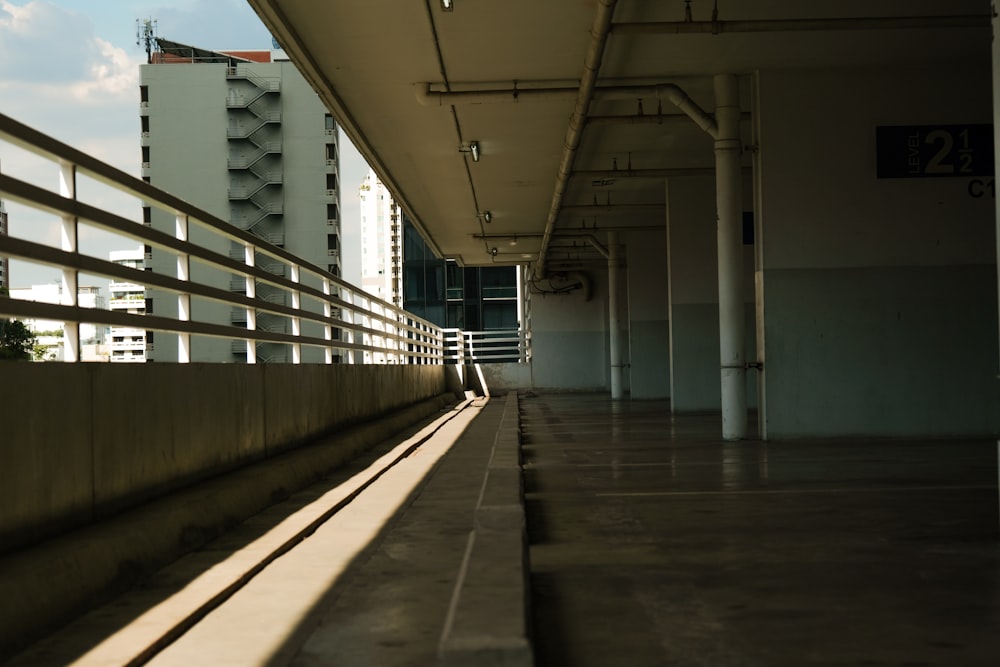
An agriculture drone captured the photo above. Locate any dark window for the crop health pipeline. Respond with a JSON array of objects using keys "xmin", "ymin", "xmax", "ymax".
[
  {"xmin": 144, "ymin": 297, "xmax": 153, "ymax": 313},
  {"xmin": 326, "ymin": 144, "xmax": 336, "ymax": 160},
  {"xmin": 141, "ymin": 146, "xmax": 150, "ymax": 163},
  {"xmin": 327, "ymin": 234, "xmax": 338, "ymax": 250},
  {"xmin": 139, "ymin": 85, "xmax": 148, "ymax": 103},
  {"xmin": 142, "ymin": 206, "xmax": 151, "ymax": 223},
  {"xmin": 325, "ymin": 114, "xmax": 335, "ymax": 130},
  {"xmin": 326, "ymin": 173, "xmax": 337, "ymax": 190},
  {"xmin": 326, "ymin": 203, "xmax": 339, "ymax": 220},
  {"xmin": 140, "ymin": 116, "xmax": 149, "ymax": 133}
]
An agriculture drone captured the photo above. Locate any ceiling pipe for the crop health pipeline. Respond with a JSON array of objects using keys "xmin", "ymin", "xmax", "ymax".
[
  {"xmin": 534, "ymin": 0, "xmax": 618, "ymax": 280},
  {"xmin": 560, "ymin": 203, "xmax": 664, "ymax": 212},
  {"xmin": 416, "ymin": 82, "xmax": 716, "ymax": 133},
  {"xmin": 611, "ymin": 15, "xmax": 990, "ymax": 35},
  {"xmin": 572, "ymin": 167, "xmax": 717, "ymax": 179},
  {"xmin": 587, "ymin": 111, "xmax": 750, "ymax": 126}
]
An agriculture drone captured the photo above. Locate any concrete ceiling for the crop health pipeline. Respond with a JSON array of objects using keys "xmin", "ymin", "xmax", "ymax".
[{"xmin": 246, "ymin": 0, "xmax": 990, "ymax": 269}]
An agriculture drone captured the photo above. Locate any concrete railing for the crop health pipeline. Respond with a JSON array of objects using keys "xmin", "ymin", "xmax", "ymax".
[{"xmin": 0, "ymin": 111, "xmax": 443, "ymax": 365}]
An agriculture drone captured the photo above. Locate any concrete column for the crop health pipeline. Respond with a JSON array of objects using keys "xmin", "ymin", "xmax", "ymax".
[
  {"xmin": 714, "ymin": 74, "xmax": 747, "ymax": 440},
  {"xmin": 608, "ymin": 231, "xmax": 625, "ymax": 399}
]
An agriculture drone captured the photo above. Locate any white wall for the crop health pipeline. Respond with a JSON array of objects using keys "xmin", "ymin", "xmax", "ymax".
[
  {"xmin": 626, "ymin": 229, "xmax": 670, "ymax": 398},
  {"xmin": 666, "ymin": 174, "xmax": 757, "ymax": 412},
  {"xmin": 529, "ymin": 269, "xmax": 609, "ymax": 391},
  {"xmin": 756, "ymin": 64, "xmax": 1000, "ymax": 437}
]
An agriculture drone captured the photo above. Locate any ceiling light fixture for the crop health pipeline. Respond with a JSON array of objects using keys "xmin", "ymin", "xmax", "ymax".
[
  {"xmin": 469, "ymin": 141, "xmax": 480, "ymax": 162},
  {"xmin": 481, "ymin": 210, "xmax": 492, "ymax": 223},
  {"xmin": 441, "ymin": 0, "xmax": 454, "ymax": 11}
]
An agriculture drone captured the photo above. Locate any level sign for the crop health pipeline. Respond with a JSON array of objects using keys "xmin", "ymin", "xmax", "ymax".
[{"xmin": 875, "ymin": 124, "xmax": 993, "ymax": 178}]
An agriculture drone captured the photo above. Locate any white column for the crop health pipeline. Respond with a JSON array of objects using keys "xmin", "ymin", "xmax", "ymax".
[
  {"xmin": 715, "ymin": 74, "xmax": 747, "ymax": 440},
  {"xmin": 608, "ymin": 231, "xmax": 625, "ymax": 399}
]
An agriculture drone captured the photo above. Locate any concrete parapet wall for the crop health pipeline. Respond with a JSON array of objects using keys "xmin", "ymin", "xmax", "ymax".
[{"xmin": 0, "ymin": 363, "xmax": 449, "ymax": 553}]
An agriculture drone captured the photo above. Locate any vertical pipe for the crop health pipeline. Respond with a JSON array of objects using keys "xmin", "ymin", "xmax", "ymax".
[
  {"xmin": 58, "ymin": 162, "xmax": 79, "ymax": 363},
  {"xmin": 992, "ymin": 5, "xmax": 1000, "ymax": 529},
  {"xmin": 608, "ymin": 231, "xmax": 624, "ymax": 399},
  {"xmin": 715, "ymin": 74, "xmax": 747, "ymax": 440}
]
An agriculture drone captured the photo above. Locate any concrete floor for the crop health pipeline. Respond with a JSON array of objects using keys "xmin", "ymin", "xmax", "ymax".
[
  {"xmin": 522, "ymin": 393, "xmax": 1000, "ymax": 666},
  {"xmin": 8, "ymin": 392, "xmax": 999, "ymax": 666}
]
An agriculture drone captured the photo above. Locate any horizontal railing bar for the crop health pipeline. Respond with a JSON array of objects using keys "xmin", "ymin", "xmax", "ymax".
[
  {"xmin": 0, "ymin": 115, "xmax": 440, "ymax": 336},
  {"xmin": 0, "ymin": 175, "xmax": 438, "ymax": 338}
]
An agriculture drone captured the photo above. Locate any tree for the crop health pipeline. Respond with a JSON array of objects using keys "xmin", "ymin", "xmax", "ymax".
[{"xmin": 0, "ymin": 318, "xmax": 36, "ymax": 361}]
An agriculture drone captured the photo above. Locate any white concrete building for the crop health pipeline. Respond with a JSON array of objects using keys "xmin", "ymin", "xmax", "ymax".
[
  {"xmin": 358, "ymin": 168, "xmax": 402, "ymax": 306},
  {"xmin": 8, "ymin": 284, "xmax": 108, "ymax": 361},
  {"xmin": 107, "ymin": 247, "xmax": 147, "ymax": 363},
  {"xmin": 140, "ymin": 39, "xmax": 341, "ymax": 362}
]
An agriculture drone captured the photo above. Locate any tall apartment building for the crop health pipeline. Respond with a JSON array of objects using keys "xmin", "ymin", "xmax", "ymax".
[
  {"xmin": 0, "ymin": 198, "xmax": 8, "ymax": 291},
  {"xmin": 107, "ymin": 247, "xmax": 147, "ymax": 363},
  {"xmin": 358, "ymin": 168, "xmax": 402, "ymax": 306},
  {"xmin": 140, "ymin": 39, "xmax": 340, "ymax": 362}
]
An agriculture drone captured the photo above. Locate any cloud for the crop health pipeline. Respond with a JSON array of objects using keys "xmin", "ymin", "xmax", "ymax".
[{"xmin": 0, "ymin": 1, "xmax": 130, "ymax": 85}]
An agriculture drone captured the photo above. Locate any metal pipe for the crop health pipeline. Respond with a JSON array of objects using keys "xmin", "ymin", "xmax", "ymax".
[
  {"xmin": 612, "ymin": 15, "xmax": 990, "ymax": 35},
  {"xmin": 587, "ymin": 111, "xmax": 750, "ymax": 126},
  {"xmin": 715, "ymin": 74, "xmax": 747, "ymax": 441},
  {"xmin": 572, "ymin": 167, "xmax": 717, "ymax": 179},
  {"xmin": 608, "ymin": 231, "xmax": 625, "ymax": 399},
  {"xmin": 534, "ymin": 0, "xmax": 617, "ymax": 281}
]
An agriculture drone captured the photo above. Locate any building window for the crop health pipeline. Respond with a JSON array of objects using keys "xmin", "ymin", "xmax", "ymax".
[
  {"xmin": 327, "ymin": 203, "xmax": 339, "ymax": 220},
  {"xmin": 325, "ymin": 114, "xmax": 335, "ymax": 130},
  {"xmin": 142, "ymin": 206, "xmax": 152, "ymax": 224},
  {"xmin": 327, "ymin": 234, "xmax": 338, "ymax": 251},
  {"xmin": 140, "ymin": 116, "xmax": 150, "ymax": 133},
  {"xmin": 141, "ymin": 146, "xmax": 150, "ymax": 164},
  {"xmin": 328, "ymin": 264, "xmax": 340, "ymax": 277},
  {"xmin": 139, "ymin": 85, "xmax": 148, "ymax": 103},
  {"xmin": 145, "ymin": 297, "xmax": 153, "ymax": 314},
  {"xmin": 326, "ymin": 173, "xmax": 337, "ymax": 190},
  {"xmin": 326, "ymin": 144, "xmax": 336, "ymax": 160}
]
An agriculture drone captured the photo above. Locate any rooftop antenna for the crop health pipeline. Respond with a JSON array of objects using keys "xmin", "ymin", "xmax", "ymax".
[{"xmin": 136, "ymin": 18, "xmax": 157, "ymax": 64}]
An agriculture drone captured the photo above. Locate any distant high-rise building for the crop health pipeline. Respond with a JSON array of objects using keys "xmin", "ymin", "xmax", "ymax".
[
  {"xmin": 140, "ymin": 38, "xmax": 341, "ymax": 362},
  {"xmin": 107, "ymin": 247, "xmax": 147, "ymax": 363},
  {"xmin": 359, "ymin": 168, "xmax": 402, "ymax": 306}
]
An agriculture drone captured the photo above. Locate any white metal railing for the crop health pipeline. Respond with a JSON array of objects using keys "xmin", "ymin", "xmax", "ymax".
[
  {"xmin": 0, "ymin": 111, "xmax": 445, "ymax": 365},
  {"xmin": 442, "ymin": 328, "xmax": 527, "ymax": 364}
]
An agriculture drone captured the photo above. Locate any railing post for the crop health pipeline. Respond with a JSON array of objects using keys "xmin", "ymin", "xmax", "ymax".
[
  {"xmin": 58, "ymin": 162, "xmax": 80, "ymax": 362},
  {"xmin": 322, "ymin": 277, "xmax": 333, "ymax": 364},
  {"xmin": 175, "ymin": 214, "xmax": 191, "ymax": 363},
  {"xmin": 244, "ymin": 244, "xmax": 257, "ymax": 364},
  {"xmin": 290, "ymin": 264, "xmax": 301, "ymax": 364}
]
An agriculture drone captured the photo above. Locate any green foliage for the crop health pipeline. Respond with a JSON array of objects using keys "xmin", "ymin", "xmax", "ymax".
[{"xmin": 0, "ymin": 319, "xmax": 37, "ymax": 361}]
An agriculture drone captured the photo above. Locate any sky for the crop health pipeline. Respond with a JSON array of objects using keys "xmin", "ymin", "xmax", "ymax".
[{"xmin": 0, "ymin": 0, "xmax": 367, "ymax": 289}]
